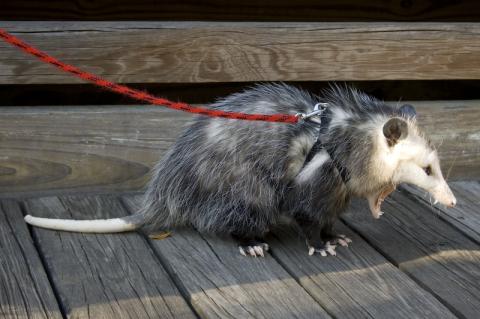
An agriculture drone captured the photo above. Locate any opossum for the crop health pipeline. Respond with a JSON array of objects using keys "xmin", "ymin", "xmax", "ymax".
[{"xmin": 24, "ymin": 83, "xmax": 456, "ymax": 257}]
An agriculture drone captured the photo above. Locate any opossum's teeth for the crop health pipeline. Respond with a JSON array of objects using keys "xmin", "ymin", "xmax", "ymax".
[{"xmin": 368, "ymin": 184, "xmax": 396, "ymax": 219}]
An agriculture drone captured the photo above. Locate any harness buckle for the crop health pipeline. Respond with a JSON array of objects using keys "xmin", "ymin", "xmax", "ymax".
[{"xmin": 296, "ymin": 103, "xmax": 328, "ymax": 121}]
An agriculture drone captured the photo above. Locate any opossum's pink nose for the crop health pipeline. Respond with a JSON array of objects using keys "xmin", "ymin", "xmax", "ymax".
[{"xmin": 447, "ymin": 198, "xmax": 457, "ymax": 208}]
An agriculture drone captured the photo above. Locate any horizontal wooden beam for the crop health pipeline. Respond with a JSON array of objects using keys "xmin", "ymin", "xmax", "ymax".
[
  {"xmin": 2, "ymin": 22, "xmax": 480, "ymax": 84},
  {"xmin": 0, "ymin": 100, "xmax": 478, "ymax": 197},
  {"xmin": 4, "ymin": 0, "xmax": 480, "ymax": 21}
]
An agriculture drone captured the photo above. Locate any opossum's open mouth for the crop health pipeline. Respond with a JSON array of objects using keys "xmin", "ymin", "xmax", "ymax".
[{"xmin": 367, "ymin": 184, "xmax": 396, "ymax": 219}]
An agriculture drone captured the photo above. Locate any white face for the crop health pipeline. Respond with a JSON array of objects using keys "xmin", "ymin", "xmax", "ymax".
[{"xmin": 391, "ymin": 136, "xmax": 456, "ymax": 208}]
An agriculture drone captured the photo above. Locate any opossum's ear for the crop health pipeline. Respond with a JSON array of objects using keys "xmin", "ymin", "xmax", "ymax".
[
  {"xmin": 383, "ymin": 118, "xmax": 408, "ymax": 147},
  {"xmin": 399, "ymin": 104, "xmax": 416, "ymax": 119}
]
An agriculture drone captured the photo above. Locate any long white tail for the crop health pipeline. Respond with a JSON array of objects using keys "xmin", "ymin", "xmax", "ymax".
[{"xmin": 24, "ymin": 215, "xmax": 142, "ymax": 233}]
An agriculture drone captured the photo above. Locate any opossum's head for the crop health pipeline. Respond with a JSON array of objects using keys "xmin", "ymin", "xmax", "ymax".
[{"xmin": 365, "ymin": 104, "xmax": 456, "ymax": 218}]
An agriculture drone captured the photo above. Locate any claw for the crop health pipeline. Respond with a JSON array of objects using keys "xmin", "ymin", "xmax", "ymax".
[
  {"xmin": 239, "ymin": 246, "xmax": 247, "ymax": 256},
  {"xmin": 239, "ymin": 243, "xmax": 269, "ymax": 257},
  {"xmin": 325, "ymin": 242, "xmax": 337, "ymax": 256},
  {"xmin": 338, "ymin": 238, "xmax": 349, "ymax": 247},
  {"xmin": 253, "ymin": 246, "xmax": 264, "ymax": 257},
  {"xmin": 336, "ymin": 234, "xmax": 352, "ymax": 247},
  {"xmin": 308, "ymin": 246, "xmax": 315, "ymax": 256}
]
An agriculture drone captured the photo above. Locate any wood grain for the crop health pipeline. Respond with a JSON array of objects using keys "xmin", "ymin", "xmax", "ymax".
[
  {"xmin": 122, "ymin": 195, "xmax": 332, "ymax": 319},
  {"xmin": 270, "ymin": 223, "xmax": 456, "ymax": 318},
  {"xmin": 3, "ymin": 22, "xmax": 480, "ymax": 84},
  {"xmin": 404, "ymin": 181, "xmax": 480, "ymax": 243},
  {"xmin": 23, "ymin": 195, "xmax": 196, "ymax": 319},
  {"xmin": 342, "ymin": 190, "xmax": 480, "ymax": 319},
  {"xmin": 0, "ymin": 100, "xmax": 478, "ymax": 197},
  {"xmin": 0, "ymin": 106, "xmax": 191, "ymax": 197},
  {"xmin": 3, "ymin": 0, "xmax": 480, "ymax": 21},
  {"xmin": 0, "ymin": 199, "xmax": 62, "ymax": 319}
]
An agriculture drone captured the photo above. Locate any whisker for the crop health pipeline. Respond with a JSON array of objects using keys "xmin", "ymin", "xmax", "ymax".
[{"xmin": 445, "ymin": 151, "xmax": 459, "ymax": 182}]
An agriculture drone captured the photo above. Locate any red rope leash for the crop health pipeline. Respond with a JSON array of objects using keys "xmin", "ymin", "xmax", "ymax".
[{"xmin": 0, "ymin": 28, "xmax": 299, "ymax": 124}]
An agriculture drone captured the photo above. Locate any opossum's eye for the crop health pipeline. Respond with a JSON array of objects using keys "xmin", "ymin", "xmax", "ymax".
[{"xmin": 423, "ymin": 165, "xmax": 432, "ymax": 176}]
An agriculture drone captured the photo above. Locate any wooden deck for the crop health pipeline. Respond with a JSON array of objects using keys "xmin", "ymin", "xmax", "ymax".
[{"xmin": 1, "ymin": 181, "xmax": 478, "ymax": 319}]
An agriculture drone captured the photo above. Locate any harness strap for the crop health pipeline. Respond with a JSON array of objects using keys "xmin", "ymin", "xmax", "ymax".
[{"xmin": 303, "ymin": 107, "xmax": 351, "ymax": 183}]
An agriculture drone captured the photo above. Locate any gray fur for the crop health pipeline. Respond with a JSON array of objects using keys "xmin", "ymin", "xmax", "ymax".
[
  {"xmin": 139, "ymin": 83, "xmax": 320, "ymax": 236},
  {"xmin": 138, "ymin": 83, "xmax": 403, "ymax": 239}
]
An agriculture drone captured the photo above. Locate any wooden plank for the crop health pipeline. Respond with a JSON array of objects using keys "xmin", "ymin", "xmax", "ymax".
[
  {"xmin": 270, "ymin": 223, "xmax": 457, "ymax": 318},
  {"xmin": 342, "ymin": 190, "xmax": 480, "ymax": 319},
  {"xmin": 0, "ymin": 106, "xmax": 190, "ymax": 197},
  {"xmin": 3, "ymin": 22, "xmax": 480, "ymax": 84},
  {"xmin": 23, "ymin": 195, "xmax": 196, "ymax": 319},
  {"xmin": 122, "ymin": 195, "xmax": 332, "ymax": 319},
  {"xmin": 403, "ymin": 181, "xmax": 480, "ymax": 243},
  {"xmin": 0, "ymin": 199, "xmax": 62, "ymax": 319},
  {"xmin": 0, "ymin": 100, "xmax": 478, "ymax": 197},
  {"xmin": 3, "ymin": 0, "xmax": 480, "ymax": 21}
]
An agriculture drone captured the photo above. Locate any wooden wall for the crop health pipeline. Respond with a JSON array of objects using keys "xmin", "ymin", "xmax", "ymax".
[{"xmin": 3, "ymin": 22, "xmax": 480, "ymax": 84}]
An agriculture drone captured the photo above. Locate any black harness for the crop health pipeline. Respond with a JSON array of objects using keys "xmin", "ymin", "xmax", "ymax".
[{"xmin": 302, "ymin": 107, "xmax": 351, "ymax": 183}]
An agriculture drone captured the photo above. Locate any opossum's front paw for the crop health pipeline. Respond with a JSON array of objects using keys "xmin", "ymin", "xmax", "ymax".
[
  {"xmin": 307, "ymin": 240, "xmax": 337, "ymax": 257},
  {"xmin": 329, "ymin": 234, "xmax": 353, "ymax": 247},
  {"xmin": 238, "ymin": 242, "xmax": 270, "ymax": 257}
]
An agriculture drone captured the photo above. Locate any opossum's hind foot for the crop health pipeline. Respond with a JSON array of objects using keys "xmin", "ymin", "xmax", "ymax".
[
  {"xmin": 232, "ymin": 234, "xmax": 269, "ymax": 257},
  {"xmin": 329, "ymin": 234, "xmax": 353, "ymax": 247},
  {"xmin": 307, "ymin": 240, "xmax": 337, "ymax": 257},
  {"xmin": 307, "ymin": 235, "xmax": 352, "ymax": 256}
]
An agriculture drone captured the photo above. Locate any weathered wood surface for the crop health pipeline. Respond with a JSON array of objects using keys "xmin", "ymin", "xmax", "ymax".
[
  {"xmin": 270, "ymin": 223, "xmax": 456, "ymax": 319},
  {"xmin": 4, "ymin": 0, "xmax": 480, "ymax": 21},
  {"xmin": 0, "ymin": 199, "xmax": 62, "ymax": 319},
  {"xmin": 23, "ymin": 195, "xmax": 196, "ymax": 319},
  {"xmin": 0, "ymin": 106, "xmax": 189, "ymax": 197},
  {"xmin": 342, "ymin": 190, "xmax": 480, "ymax": 319},
  {"xmin": 122, "ymin": 195, "xmax": 332, "ymax": 319},
  {"xmin": 3, "ymin": 22, "xmax": 480, "ymax": 84},
  {"xmin": 404, "ymin": 181, "xmax": 480, "ymax": 243},
  {"xmin": 0, "ymin": 101, "xmax": 478, "ymax": 197}
]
